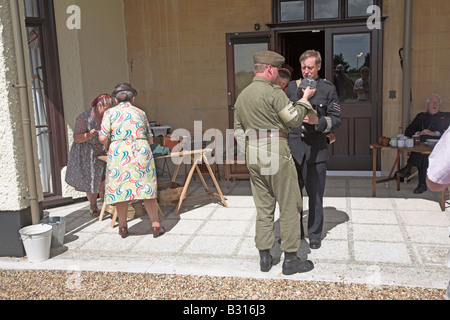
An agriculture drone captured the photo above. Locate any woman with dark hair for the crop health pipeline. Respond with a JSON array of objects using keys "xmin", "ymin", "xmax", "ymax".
[
  {"xmin": 66, "ymin": 94, "xmax": 113, "ymax": 216},
  {"xmin": 99, "ymin": 83, "xmax": 163, "ymax": 238}
]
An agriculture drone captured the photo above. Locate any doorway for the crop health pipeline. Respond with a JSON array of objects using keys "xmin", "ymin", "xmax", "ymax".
[
  {"xmin": 225, "ymin": 32, "xmax": 275, "ymax": 179},
  {"xmin": 277, "ymin": 26, "xmax": 381, "ymax": 171},
  {"xmin": 225, "ymin": 25, "xmax": 382, "ymax": 172},
  {"xmin": 278, "ymin": 30, "xmax": 325, "ymax": 81}
]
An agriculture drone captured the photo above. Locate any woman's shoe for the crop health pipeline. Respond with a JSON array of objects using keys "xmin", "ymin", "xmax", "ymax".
[
  {"xmin": 89, "ymin": 207, "xmax": 100, "ymax": 217},
  {"xmin": 119, "ymin": 227, "xmax": 128, "ymax": 239},
  {"xmin": 152, "ymin": 226, "xmax": 166, "ymax": 238}
]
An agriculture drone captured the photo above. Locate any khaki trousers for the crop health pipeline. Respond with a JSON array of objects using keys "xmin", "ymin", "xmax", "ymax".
[{"xmin": 247, "ymin": 138, "xmax": 302, "ymax": 253}]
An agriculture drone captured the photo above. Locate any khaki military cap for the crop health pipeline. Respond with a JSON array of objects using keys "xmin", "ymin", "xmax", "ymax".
[{"xmin": 253, "ymin": 51, "xmax": 285, "ymax": 69}]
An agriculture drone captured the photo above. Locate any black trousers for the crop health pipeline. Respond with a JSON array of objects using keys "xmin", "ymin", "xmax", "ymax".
[
  {"xmin": 295, "ymin": 158, "xmax": 328, "ymax": 240},
  {"xmin": 407, "ymin": 152, "xmax": 429, "ymax": 185}
]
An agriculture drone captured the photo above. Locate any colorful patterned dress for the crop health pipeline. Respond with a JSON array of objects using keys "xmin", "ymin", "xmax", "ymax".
[{"xmin": 101, "ymin": 102, "xmax": 157, "ymax": 205}]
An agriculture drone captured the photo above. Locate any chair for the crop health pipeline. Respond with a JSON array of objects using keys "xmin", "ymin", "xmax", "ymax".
[
  {"xmin": 154, "ymin": 154, "xmax": 171, "ymax": 178},
  {"xmin": 98, "ymin": 202, "xmax": 118, "ymax": 228},
  {"xmin": 152, "ymin": 137, "xmax": 171, "ymax": 178},
  {"xmin": 403, "ymin": 167, "xmax": 418, "ymax": 184},
  {"xmin": 99, "ymin": 202, "xmax": 140, "ymax": 228},
  {"xmin": 97, "ymin": 155, "xmax": 119, "ymax": 227},
  {"xmin": 442, "ymin": 188, "xmax": 450, "ymax": 211}
]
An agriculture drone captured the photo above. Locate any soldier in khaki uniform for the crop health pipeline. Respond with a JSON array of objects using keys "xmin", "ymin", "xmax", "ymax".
[{"xmin": 234, "ymin": 51, "xmax": 317, "ymax": 275}]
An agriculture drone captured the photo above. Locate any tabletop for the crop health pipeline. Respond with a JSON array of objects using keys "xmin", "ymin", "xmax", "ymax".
[{"xmin": 370, "ymin": 143, "xmax": 433, "ymax": 155}]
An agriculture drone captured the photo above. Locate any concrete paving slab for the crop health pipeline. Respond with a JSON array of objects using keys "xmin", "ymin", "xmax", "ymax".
[
  {"xmin": 323, "ymin": 223, "xmax": 348, "ymax": 240},
  {"xmin": 398, "ymin": 210, "xmax": 449, "ymax": 226},
  {"xmin": 352, "ymin": 224, "xmax": 404, "ymax": 242},
  {"xmin": 353, "ymin": 242, "xmax": 412, "ymax": 264},
  {"xmin": 351, "ymin": 209, "xmax": 399, "ymax": 224},
  {"xmin": 405, "ymin": 226, "xmax": 450, "ymax": 244}
]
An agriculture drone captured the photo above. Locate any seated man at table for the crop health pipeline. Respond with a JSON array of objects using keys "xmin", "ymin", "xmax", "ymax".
[{"xmin": 396, "ymin": 94, "xmax": 450, "ymax": 194}]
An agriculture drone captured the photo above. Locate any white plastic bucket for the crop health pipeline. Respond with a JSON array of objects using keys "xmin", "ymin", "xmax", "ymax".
[{"xmin": 19, "ymin": 224, "xmax": 53, "ymax": 262}]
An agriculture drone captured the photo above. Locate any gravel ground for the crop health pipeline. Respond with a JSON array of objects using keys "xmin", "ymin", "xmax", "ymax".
[{"xmin": 0, "ymin": 270, "xmax": 445, "ymax": 300}]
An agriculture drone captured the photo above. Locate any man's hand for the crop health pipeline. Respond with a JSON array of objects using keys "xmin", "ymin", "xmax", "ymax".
[
  {"xmin": 303, "ymin": 113, "xmax": 319, "ymax": 125},
  {"xmin": 420, "ymin": 129, "xmax": 436, "ymax": 136},
  {"xmin": 302, "ymin": 86, "xmax": 316, "ymax": 100}
]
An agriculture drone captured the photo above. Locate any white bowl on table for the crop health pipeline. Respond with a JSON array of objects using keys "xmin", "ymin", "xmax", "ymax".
[{"xmin": 425, "ymin": 139, "xmax": 439, "ymax": 147}]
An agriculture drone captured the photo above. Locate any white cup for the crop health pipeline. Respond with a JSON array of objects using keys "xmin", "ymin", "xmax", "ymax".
[
  {"xmin": 406, "ymin": 138, "xmax": 414, "ymax": 148},
  {"xmin": 389, "ymin": 137, "xmax": 398, "ymax": 147},
  {"xmin": 398, "ymin": 138, "xmax": 405, "ymax": 147}
]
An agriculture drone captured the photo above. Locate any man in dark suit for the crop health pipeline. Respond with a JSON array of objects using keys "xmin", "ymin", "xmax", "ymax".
[
  {"xmin": 286, "ymin": 50, "xmax": 342, "ymax": 250},
  {"xmin": 395, "ymin": 94, "xmax": 450, "ymax": 194}
]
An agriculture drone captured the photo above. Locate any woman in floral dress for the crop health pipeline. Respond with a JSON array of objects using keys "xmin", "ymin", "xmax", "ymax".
[
  {"xmin": 100, "ymin": 83, "xmax": 164, "ymax": 238},
  {"xmin": 66, "ymin": 94, "xmax": 113, "ymax": 216}
]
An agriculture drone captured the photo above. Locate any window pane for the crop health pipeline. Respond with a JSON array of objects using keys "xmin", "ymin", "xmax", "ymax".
[
  {"xmin": 280, "ymin": 0, "xmax": 305, "ymax": 22},
  {"xmin": 27, "ymin": 26, "xmax": 53, "ymax": 193},
  {"xmin": 332, "ymin": 33, "xmax": 371, "ymax": 103},
  {"xmin": 234, "ymin": 43, "xmax": 268, "ymax": 98},
  {"xmin": 348, "ymin": 0, "xmax": 373, "ymax": 17},
  {"xmin": 23, "ymin": 0, "xmax": 40, "ymax": 17},
  {"xmin": 314, "ymin": 0, "xmax": 339, "ymax": 20}
]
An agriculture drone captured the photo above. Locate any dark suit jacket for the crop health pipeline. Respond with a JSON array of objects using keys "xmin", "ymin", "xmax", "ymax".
[
  {"xmin": 286, "ymin": 78, "xmax": 342, "ymax": 164},
  {"xmin": 405, "ymin": 111, "xmax": 450, "ymax": 142}
]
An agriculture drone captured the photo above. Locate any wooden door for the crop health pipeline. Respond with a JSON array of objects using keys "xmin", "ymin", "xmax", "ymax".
[
  {"xmin": 325, "ymin": 26, "xmax": 382, "ymax": 171},
  {"xmin": 225, "ymin": 32, "xmax": 275, "ymax": 179}
]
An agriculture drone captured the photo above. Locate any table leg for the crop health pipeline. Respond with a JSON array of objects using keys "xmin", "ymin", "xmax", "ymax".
[
  {"xmin": 195, "ymin": 164, "xmax": 210, "ymax": 192},
  {"xmin": 385, "ymin": 150, "xmax": 401, "ymax": 191},
  {"xmin": 202, "ymin": 153, "xmax": 228, "ymax": 208},
  {"xmin": 372, "ymin": 147, "xmax": 377, "ymax": 197},
  {"xmin": 225, "ymin": 164, "xmax": 231, "ymax": 189},
  {"xmin": 171, "ymin": 163, "xmax": 181, "ymax": 183},
  {"xmin": 157, "ymin": 203, "xmax": 164, "ymax": 219},
  {"xmin": 171, "ymin": 150, "xmax": 229, "ymax": 214},
  {"xmin": 396, "ymin": 150, "xmax": 401, "ymax": 191},
  {"xmin": 175, "ymin": 155, "xmax": 201, "ymax": 214}
]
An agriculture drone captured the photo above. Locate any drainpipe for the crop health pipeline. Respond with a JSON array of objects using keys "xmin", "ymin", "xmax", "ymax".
[
  {"xmin": 402, "ymin": 0, "xmax": 413, "ymax": 132},
  {"xmin": 10, "ymin": 0, "xmax": 41, "ymax": 225}
]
